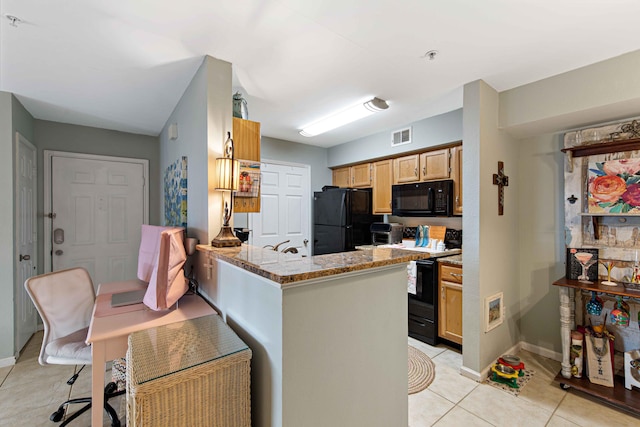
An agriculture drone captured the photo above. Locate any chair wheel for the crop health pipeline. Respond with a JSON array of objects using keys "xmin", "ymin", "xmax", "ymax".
[
  {"xmin": 50, "ymin": 408, "xmax": 64, "ymax": 422},
  {"xmin": 105, "ymin": 382, "xmax": 117, "ymax": 394}
]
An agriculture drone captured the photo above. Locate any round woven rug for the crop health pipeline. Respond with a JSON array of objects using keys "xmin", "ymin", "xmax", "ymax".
[{"xmin": 408, "ymin": 345, "xmax": 435, "ymax": 394}]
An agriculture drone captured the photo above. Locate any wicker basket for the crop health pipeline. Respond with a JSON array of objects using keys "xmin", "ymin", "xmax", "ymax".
[{"xmin": 126, "ymin": 315, "xmax": 251, "ymax": 427}]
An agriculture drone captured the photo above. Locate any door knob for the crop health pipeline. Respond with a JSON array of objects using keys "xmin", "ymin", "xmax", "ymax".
[
  {"xmin": 19, "ymin": 254, "xmax": 30, "ymax": 261},
  {"xmin": 55, "ymin": 250, "xmax": 64, "ymax": 256}
]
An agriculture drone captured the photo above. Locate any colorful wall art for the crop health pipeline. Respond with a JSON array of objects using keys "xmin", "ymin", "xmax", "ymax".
[
  {"xmin": 588, "ymin": 158, "xmax": 640, "ymax": 214},
  {"xmin": 164, "ymin": 156, "xmax": 187, "ymax": 227}
]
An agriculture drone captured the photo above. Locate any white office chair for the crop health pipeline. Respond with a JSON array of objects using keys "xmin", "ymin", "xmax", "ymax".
[{"xmin": 25, "ymin": 267, "xmax": 124, "ymax": 427}]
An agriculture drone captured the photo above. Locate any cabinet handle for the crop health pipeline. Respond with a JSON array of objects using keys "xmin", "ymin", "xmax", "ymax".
[
  {"xmin": 456, "ymin": 196, "xmax": 460, "ymax": 206},
  {"xmin": 423, "ymin": 166, "xmax": 426, "ymax": 176},
  {"xmin": 450, "ymin": 273, "xmax": 463, "ymax": 278},
  {"xmin": 414, "ymin": 168, "xmax": 418, "ymax": 177}
]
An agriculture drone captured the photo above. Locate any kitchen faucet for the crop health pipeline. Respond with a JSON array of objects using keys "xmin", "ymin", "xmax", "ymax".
[{"xmin": 263, "ymin": 239, "xmax": 290, "ymax": 251}]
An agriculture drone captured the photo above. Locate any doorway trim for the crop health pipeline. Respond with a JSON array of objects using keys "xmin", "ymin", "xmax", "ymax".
[{"xmin": 43, "ymin": 150, "xmax": 149, "ymax": 273}]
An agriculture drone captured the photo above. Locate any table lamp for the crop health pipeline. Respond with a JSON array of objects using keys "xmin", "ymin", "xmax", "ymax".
[{"xmin": 211, "ymin": 132, "xmax": 242, "ymax": 247}]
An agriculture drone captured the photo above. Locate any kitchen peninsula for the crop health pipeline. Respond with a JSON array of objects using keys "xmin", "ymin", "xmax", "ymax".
[{"xmin": 197, "ymin": 244, "xmax": 424, "ymax": 427}]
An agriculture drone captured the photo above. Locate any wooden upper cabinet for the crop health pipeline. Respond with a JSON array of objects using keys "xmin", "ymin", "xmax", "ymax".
[
  {"xmin": 372, "ymin": 160, "xmax": 393, "ymax": 214},
  {"xmin": 332, "ymin": 167, "xmax": 351, "ymax": 188},
  {"xmin": 332, "ymin": 164, "xmax": 371, "ymax": 188},
  {"xmin": 393, "ymin": 154, "xmax": 420, "ymax": 184},
  {"xmin": 420, "ymin": 148, "xmax": 450, "ymax": 181},
  {"xmin": 451, "ymin": 145, "xmax": 463, "ymax": 215},
  {"xmin": 232, "ymin": 117, "xmax": 260, "ymax": 161},
  {"xmin": 232, "ymin": 117, "xmax": 261, "ymax": 213},
  {"xmin": 350, "ymin": 163, "xmax": 372, "ymax": 187}
]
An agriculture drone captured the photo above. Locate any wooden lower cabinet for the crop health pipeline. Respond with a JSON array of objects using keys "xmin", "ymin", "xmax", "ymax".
[{"xmin": 438, "ymin": 263, "xmax": 463, "ymax": 345}]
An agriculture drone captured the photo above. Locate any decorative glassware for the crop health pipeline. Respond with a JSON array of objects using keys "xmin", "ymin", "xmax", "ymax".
[
  {"xmin": 586, "ymin": 291, "xmax": 604, "ymax": 316},
  {"xmin": 600, "ymin": 260, "xmax": 617, "ymax": 286},
  {"xmin": 611, "ymin": 296, "xmax": 630, "ymax": 326}
]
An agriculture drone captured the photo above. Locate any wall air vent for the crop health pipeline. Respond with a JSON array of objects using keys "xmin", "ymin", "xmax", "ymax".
[{"xmin": 391, "ymin": 127, "xmax": 412, "ymax": 147}]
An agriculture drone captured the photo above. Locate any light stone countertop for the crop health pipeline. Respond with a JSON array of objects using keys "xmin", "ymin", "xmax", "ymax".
[
  {"xmin": 197, "ymin": 244, "xmax": 426, "ymax": 285},
  {"xmin": 437, "ymin": 254, "xmax": 462, "ymax": 265}
]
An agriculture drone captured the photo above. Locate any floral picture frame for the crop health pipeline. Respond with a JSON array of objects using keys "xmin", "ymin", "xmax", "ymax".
[
  {"xmin": 588, "ymin": 158, "xmax": 640, "ymax": 214},
  {"xmin": 485, "ymin": 292, "xmax": 504, "ymax": 332}
]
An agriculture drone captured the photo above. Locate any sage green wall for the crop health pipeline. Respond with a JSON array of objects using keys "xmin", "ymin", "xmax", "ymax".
[
  {"xmin": 327, "ymin": 108, "xmax": 462, "ymax": 167},
  {"xmin": 33, "ymin": 120, "xmax": 160, "ymax": 274},
  {"xmin": 158, "ymin": 55, "xmax": 232, "ymax": 270},
  {"xmin": 462, "ymin": 80, "xmax": 520, "ymax": 374},
  {"xmin": 500, "ymin": 49, "xmax": 640, "ymax": 137},
  {"xmin": 261, "ymin": 136, "xmax": 331, "ymax": 192},
  {"xmin": 517, "ymin": 133, "xmax": 566, "ymax": 355}
]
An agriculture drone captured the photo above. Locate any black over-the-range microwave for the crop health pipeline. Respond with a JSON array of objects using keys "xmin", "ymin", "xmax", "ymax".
[{"xmin": 391, "ymin": 179, "xmax": 454, "ymax": 217}]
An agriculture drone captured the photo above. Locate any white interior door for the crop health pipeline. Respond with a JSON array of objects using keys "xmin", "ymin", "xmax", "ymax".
[
  {"xmin": 249, "ymin": 161, "xmax": 311, "ymax": 256},
  {"xmin": 46, "ymin": 152, "xmax": 148, "ymax": 288},
  {"xmin": 15, "ymin": 133, "xmax": 37, "ymax": 354}
]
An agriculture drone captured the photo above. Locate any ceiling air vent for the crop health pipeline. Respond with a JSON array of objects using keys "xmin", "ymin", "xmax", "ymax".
[{"xmin": 391, "ymin": 127, "xmax": 411, "ymax": 147}]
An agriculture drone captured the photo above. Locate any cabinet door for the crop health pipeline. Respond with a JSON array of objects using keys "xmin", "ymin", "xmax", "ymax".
[
  {"xmin": 420, "ymin": 148, "xmax": 450, "ymax": 181},
  {"xmin": 232, "ymin": 117, "xmax": 260, "ymax": 161},
  {"xmin": 393, "ymin": 154, "xmax": 420, "ymax": 184},
  {"xmin": 451, "ymin": 145, "xmax": 463, "ymax": 215},
  {"xmin": 332, "ymin": 167, "xmax": 350, "ymax": 187},
  {"xmin": 351, "ymin": 163, "xmax": 372, "ymax": 187},
  {"xmin": 438, "ymin": 263, "xmax": 463, "ymax": 345},
  {"xmin": 232, "ymin": 118, "xmax": 261, "ymax": 213},
  {"xmin": 372, "ymin": 160, "xmax": 393, "ymax": 214}
]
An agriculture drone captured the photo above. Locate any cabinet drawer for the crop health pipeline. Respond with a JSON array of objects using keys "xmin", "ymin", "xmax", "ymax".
[
  {"xmin": 440, "ymin": 264, "xmax": 462, "ymax": 284},
  {"xmin": 408, "ymin": 314, "xmax": 435, "ymax": 338},
  {"xmin": 408, "ymin": 298, "xmax": 434, "ymax": 319}
]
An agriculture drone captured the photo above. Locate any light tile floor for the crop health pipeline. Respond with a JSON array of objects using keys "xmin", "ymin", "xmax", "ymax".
[
  {"xmin": 1, "ymin": 332, "xmax": 639, "ymax": 426},
  {"xmin": 409, "ymin": 337, "xmax": 640, "ymax": 427},
  {"xmin": 0, "ymin": 331, "xmax": 125, "ymax": 427}
]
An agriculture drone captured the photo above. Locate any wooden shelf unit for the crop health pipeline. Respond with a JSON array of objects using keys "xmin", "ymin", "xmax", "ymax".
[
  {"xmin": 561, "ymin": 137, "xmax": 640, "ymax": 172},
  {"xmin": 552, "ymin": 277, "xmax": 640, "ymax": 416},
  {"xmin": 560, "ymin": 137, "xmax": 640, "ymax": 157}
]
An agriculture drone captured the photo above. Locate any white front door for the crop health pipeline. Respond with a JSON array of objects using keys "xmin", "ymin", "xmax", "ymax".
[
  {"xmin": 15, "ymin": 133, "xmax": 37, "ymax": 354},
  {"xmin": 45, "ymin": 151, "xmax": 149, "ymax": 288},
  {"xmin": 249, "ymin": 161, "xmax": 311, "ymax": 256}
]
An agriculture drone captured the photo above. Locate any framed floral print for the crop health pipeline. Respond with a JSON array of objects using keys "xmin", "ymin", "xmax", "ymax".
[{"xmin": 588, "ymin": 158, "xmax": 640, "ymax": 214}]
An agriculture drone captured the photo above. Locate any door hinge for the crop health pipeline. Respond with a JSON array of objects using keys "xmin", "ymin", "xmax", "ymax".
[{"xmin": 46, "ymin": 212, "xmax": 56, "ymax": 219}]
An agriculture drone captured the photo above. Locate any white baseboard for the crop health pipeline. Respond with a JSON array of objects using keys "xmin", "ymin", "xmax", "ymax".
[
  {"xmin": 0, "ymin": 356, "xmax": 16, "ymax": 368},
  {"xmin": 520, "ymin": 341, "xmax": 562, "ymax": 362},
  {"xmin": 460, "ymin": 365, "xmax": 483, "ymax": 382}
]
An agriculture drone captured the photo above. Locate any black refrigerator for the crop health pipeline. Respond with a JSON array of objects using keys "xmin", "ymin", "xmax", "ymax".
[{"xmin": 313, "ymin": 187, "xmax": 382, "ymax": 255}]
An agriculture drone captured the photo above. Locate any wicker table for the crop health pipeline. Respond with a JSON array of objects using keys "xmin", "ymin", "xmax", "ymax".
[{"xmin": 126, "ymin": 314, "xmax": 252, "ymax": 427}]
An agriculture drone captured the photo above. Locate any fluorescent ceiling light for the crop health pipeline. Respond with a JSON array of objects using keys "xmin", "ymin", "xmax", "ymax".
[{"xmin": 300, "ymin": 97, "xmax": 389, "ymax": 137}]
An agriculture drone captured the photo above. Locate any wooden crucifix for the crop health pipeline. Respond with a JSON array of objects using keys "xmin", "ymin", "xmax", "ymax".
[{"xmin": 493, "ymin": 161, "xmax": 509, "ymax": 215}]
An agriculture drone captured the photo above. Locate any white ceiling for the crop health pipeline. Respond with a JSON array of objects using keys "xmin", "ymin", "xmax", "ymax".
[{"xmin": 2, "ymin": 0, "xmax": 640, "ymax": 148}]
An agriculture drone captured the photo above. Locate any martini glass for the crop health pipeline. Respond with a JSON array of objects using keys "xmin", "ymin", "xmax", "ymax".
[
  {"xmin": 599, "ymin": 260, "xmax": 617, "ymax": 286},
  {"xmin": 574, "ymin": 252, "xmax": 596, "ymax": 283}
]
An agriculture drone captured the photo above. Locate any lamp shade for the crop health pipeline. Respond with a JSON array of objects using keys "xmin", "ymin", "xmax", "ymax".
[{"xmin": 215, "ymin": 157, "xmax": 239, "ymax": 191}]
